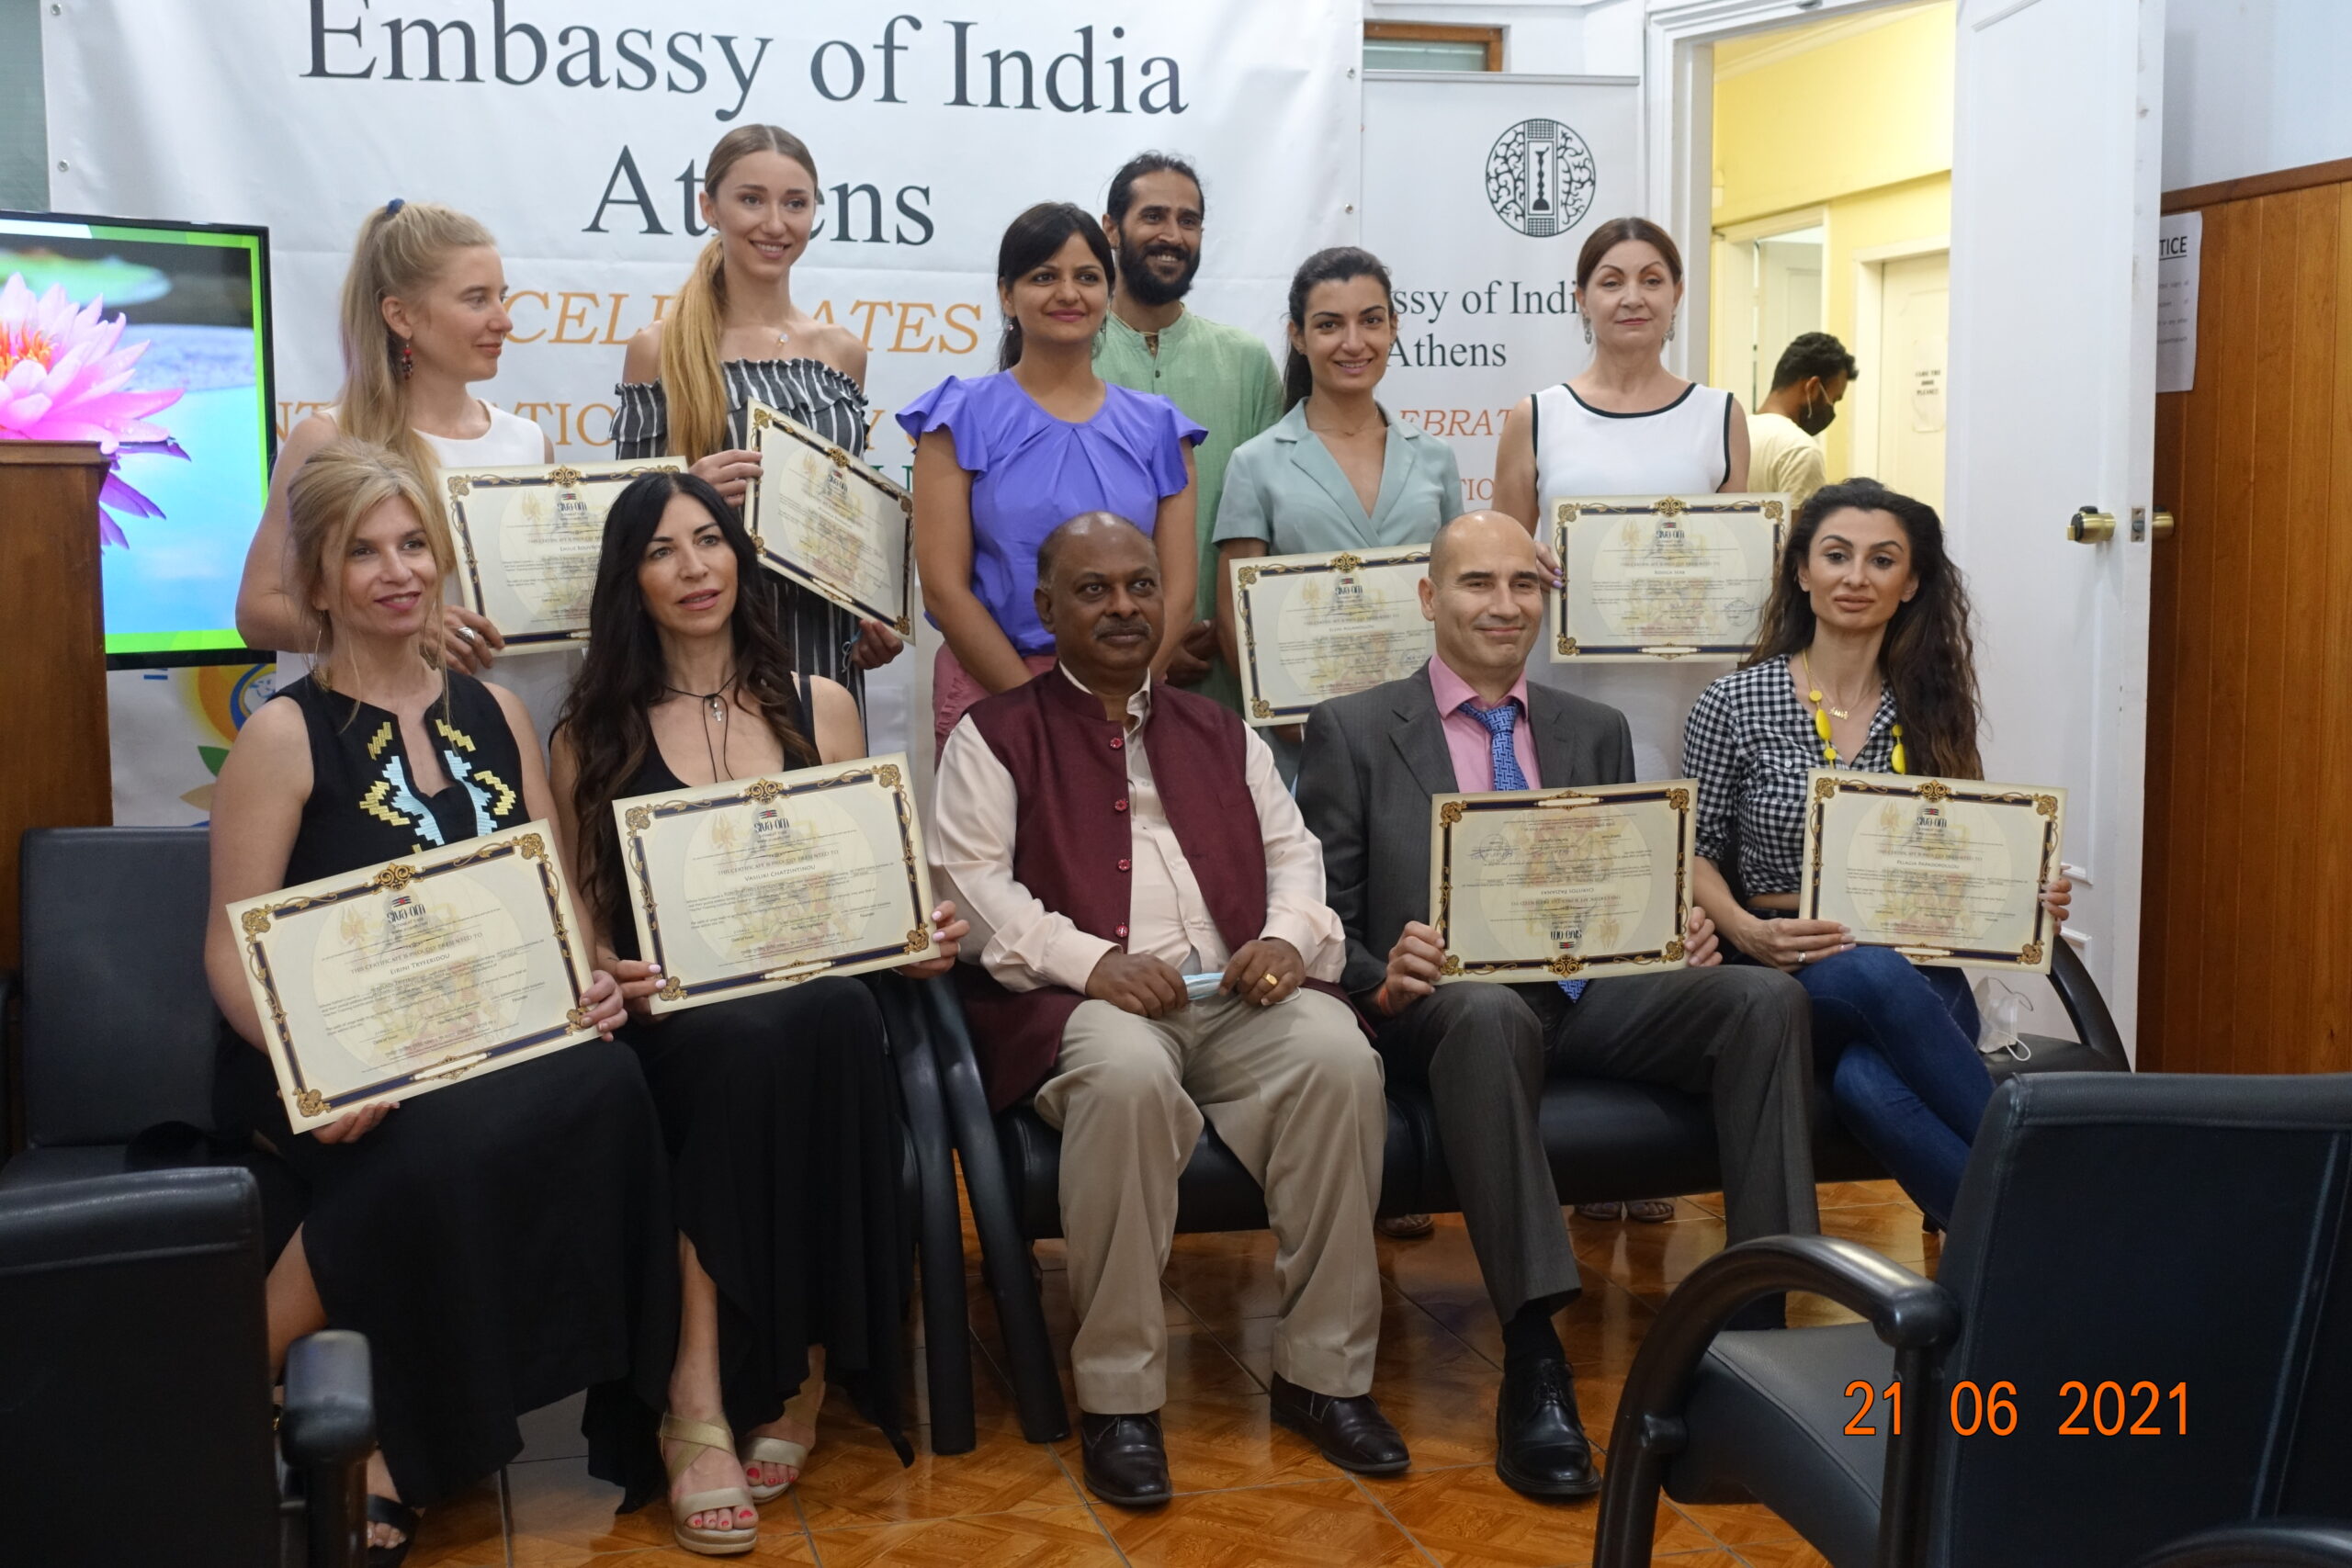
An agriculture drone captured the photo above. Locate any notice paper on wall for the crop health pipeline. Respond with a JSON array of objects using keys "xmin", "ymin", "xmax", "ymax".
[{"xmin": 2157, "ymin": 211, "xmax": 2201, "ymax": 394}]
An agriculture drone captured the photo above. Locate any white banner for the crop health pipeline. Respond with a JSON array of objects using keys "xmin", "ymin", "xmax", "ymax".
[
  {"xmin": 1363, "ymin": 72, "xmax": 1640, "ymax": 505},
  {"xmin": 46, "ymin": 1, "xmax": 1357, "ymax": 477}
]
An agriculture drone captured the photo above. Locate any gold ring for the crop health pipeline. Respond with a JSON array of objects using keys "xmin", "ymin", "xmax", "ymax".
[{"xmin": 1258, "ymin": 972, "xmax": 1279, "ymax": 988}]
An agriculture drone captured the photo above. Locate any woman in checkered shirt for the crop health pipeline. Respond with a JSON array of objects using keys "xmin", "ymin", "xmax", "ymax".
[{"xmin": 1681, "ymin": 478, "xmax": 2072, "ymax": 1226}]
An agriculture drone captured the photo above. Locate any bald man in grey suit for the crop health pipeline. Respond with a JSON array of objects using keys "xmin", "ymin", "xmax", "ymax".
[{"xmin": 1296, "ymin": 513, "xmax": 1818, "ymax": 1502}]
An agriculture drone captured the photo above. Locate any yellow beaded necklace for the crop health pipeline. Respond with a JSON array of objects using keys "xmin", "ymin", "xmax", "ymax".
[{"xmin": 1802, "ymin": 651, "xmax": 1906, "ymax": 774}]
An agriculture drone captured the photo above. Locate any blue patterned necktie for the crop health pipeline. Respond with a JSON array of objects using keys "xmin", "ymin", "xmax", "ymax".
[{"xmin": 1462, "ymin": 699, "xmax": 1585, "ymax": 1000}]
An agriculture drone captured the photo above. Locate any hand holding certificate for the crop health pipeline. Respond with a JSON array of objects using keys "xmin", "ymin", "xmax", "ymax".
[
  {"xmin": 443, "ymin": 460, "xmax": 685, "ymax": 647},
  {"xmin": 1549, "ymin": 493, "xmax": 1788, "ymax": 661},
  {"xmin": 1430, "ymin": 782, "xmax": 1697, "ymax": 983},
  {"xmin": 1230, "ymin": 545, "xmax": 1435, "ymax": 728},
  {"xmin": 742, "ymin": 402, "xmax": 914, "ymax": 637},
  {"xmin": 226, "ymin": 821, "xmax": 600, "ymax": 1133},
  {"xmin": 1799, "ymin": 771, "xmax": 2068, "ymax": 971},
  {"xmin": 616, "ymin": 752, "xmax": 935, "ymax": 1014}
]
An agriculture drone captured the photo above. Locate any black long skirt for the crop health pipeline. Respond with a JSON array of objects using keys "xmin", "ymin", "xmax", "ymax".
[
  {"xmin": 215, "ymin": 1034, "xmax": 677, "ymax": 1508},
  {"xmin": 624, "ymin": 976, "xmax": 912, "ymax": 1462}
]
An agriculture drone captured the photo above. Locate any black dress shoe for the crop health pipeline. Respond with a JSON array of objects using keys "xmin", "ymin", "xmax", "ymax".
[
  {"xmin": 1495, "ymin": 1359, "xmax": 1600, "ymax": 1499},
  {"xmin": 1270, "ymin": 1373, "xmax": 1410, "ymax": 1475},
  {"xmin": 1080, "ymin": 1410, "xmax": 1171, "ymax": 1508}
]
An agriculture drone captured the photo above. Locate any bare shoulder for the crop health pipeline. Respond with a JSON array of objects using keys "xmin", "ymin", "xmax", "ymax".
[
  {"xmin": 807, "ymin": 674, "xmax": 867, "ymax": 759},
  {"xmin": 621, "ymin": 320, "xmax": 666, "ymax": 384},
  {"xmin": 279, "ymin": 410, "xmax": 342, "ymax": 466},
  {"xmin": 797, "ymin": 321, "xmax": 868, "ymax": 384},
  {"xmin": 219, "ymin": 693, "xmax": 312, "ymax": 789},
  {"xmin": 483, "ymin": 678, "xmax": 536, "ymax": 742}
]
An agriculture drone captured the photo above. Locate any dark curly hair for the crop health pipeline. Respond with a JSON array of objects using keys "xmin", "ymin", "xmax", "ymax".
[
  {"xmin": 556, "ymin": 469, "xmax": 820, "ymax": 934},
  {"xmin": 1745, "ymin": 478, "xmax": 1984, "ymax": 780}
]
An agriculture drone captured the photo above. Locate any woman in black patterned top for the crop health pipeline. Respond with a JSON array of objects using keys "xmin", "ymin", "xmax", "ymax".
[
  {"xmin": 204, "ymin": 438, "xmax": 673, "ymax": 1562},
  {"xmin": 1681, "ymin": 479, "xmax": 2070, "ymax": 1226},
  {"xmin": 615, "ymin": 124, "xmax": 907, "ymax": 705}
]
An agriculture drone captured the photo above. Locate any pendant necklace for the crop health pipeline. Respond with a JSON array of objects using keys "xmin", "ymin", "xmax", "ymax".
[
  {"xmin": 1801, "ymin": 651, "xmax": 1906, "ymax": 773},
  {"xmin": 666, "ymin": 671, "xmax": 741, "ymax": 782}
]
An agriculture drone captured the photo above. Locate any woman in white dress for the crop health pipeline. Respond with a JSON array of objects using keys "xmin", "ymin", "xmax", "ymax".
[
  {"xmin": 1493, "ymin": 215, "xmax": 1752, "ymax": 1225},
  {"xmin": 234, "ymin": 200, "xmax": 575, "ymax": 734}
]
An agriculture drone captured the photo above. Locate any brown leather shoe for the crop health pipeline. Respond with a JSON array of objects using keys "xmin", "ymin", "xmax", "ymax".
[
  {"xmin": 1376, "ymin": 1213, "xmax": 1436, "ymax": 1239},
  {"xmin": 1270, "ymin": 1374, "xmax": 1410, "ymax": 1475},
  {"xmin": 1080, "ymin": 1411, "xmax": 1170, "ymax": 1508}
]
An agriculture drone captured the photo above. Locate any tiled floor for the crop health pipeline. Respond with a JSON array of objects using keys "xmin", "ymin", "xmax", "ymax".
[{"xmin": 410, "ymin": 1181, "xmax": 1936, "ymax": 1567}]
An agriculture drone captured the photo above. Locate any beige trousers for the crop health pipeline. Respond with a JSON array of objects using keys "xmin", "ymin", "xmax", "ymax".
[{"xmin": 1034, "ymin": 989, "xmax": 1386, "ymax": 1415}]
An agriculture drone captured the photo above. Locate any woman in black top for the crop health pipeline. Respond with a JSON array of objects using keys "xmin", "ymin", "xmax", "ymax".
[
  {"xmin": 550, "ymin": 470, "xmax": 966, "ymax": 1555},
  {"xmin": 204, "ymin": 438, "xmax": 669, "ymax": 1563}
]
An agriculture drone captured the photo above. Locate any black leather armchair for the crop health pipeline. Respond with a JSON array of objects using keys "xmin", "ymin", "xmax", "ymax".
[
  {"xmin": 2, "ymin": 828, "xmax": 981, "ymax": 1454},
  {"xmin": 1592, "ymin": 1071, "xmax": 2352, "ymax": 1568},
  {"xmin": 2136, "ymin": 1524, "xmax": 2352, "ymax": 1568},
  {"xmin": 0, "ymin": 1168, "xmax": 373, "ymax": 1567},
  {"xmin": 926, "ymin": 946, "xmax": 2127, "ymax": 1449}
]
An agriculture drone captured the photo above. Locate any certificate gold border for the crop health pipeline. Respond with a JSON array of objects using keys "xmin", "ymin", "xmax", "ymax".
[
  {"xmin": 743, "ymin": 403, "xmax": 916, "ymax": 637},
  {"xmin": 1230, "ymin": 545, "xmax": 1432, "ymax": 728},
  {"xmin": 1547, "ymin": 492, "xmax": 1788, "ymax": 661},
  {"xmin": 1798, "ymin": 771, "xmax": 2066, "ymax": 972},
  {"xmin": 442, "ymin": 460, "xmax": 685, "ymax": 647},
  {"xmin": 233, "ymin": 821, "xmax": 596, "ymax": 1129},
  {"xmin": 616, "ymin": 754, "xmax": 933, "ymax": 1013},
  {"xmin": 1430, "ymin": 782, "xmax": 1696, "ymax": 983}
]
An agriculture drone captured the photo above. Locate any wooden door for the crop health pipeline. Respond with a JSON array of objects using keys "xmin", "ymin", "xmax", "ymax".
[
  {"xmin": 2142, "ymin": 167, "xmax": 2352, "ymax": 1075},
  {"xmin": 1872, "ymin": 249, "xmax": 1950, "ymax": 511}
]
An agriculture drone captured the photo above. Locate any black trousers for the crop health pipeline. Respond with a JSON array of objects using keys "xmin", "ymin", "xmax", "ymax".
[{"xmin": 1374, "ymin": 965, "xmax": 1820, "ymax": 1321}]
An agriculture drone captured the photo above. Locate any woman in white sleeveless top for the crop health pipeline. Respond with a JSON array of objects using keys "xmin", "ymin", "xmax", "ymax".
[
  {"xmin": 1496, "ymin": 216, "xmax": 1750, "ymax": 784},
  {"xmin": 1494, "ymin": 216, "xmax": 1750, "ymax": 1226},
  {"xmin": 235, "ymin": 201, "xmax": 577, "ymax": 738}
]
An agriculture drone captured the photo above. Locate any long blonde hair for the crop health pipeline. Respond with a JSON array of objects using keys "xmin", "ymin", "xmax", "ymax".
[
  {"xmin": 334, "ymin": 200, "xmax": 497, "ymax": 491},
  {"xmin": 286, "ymin": 436, "xmax": 455, "ymax": 698},
  {"xmin": 661, "ymin": 125, "xmax": 821, "ymax": 462}
]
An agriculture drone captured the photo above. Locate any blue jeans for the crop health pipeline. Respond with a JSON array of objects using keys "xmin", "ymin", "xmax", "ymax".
[{"xmin": 1735, "ymin": 939, "xmax": 1995, "ymax": 1226}]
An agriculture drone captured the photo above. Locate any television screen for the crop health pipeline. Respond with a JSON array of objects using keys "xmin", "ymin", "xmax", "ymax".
[{"xmin": 0, "ymin": 210, "xmax": 273, "ymax": 661}]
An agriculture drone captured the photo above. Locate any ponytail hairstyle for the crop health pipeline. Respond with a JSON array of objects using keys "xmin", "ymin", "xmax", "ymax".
[
  {"xmin": 334, "ymin": 200, "xmax": 497, "ymax": 495},
  {"xmin": 1745, "ymin": 478, "xmax": 1984, "ymax": 780},
  {"xmin": 557, "ymin": 468, "xmax": 820, "ymax": 933},
  {"xmin": 994, "ymin": 202, "xmax": 1116, "ymax": 369},
  {"xmin": 1281, "ymin": 245, "xmax": 1395, "ymax": 412},
  {"xmin": 662, "ymin": 124, "xmax": 822, "ymax": 463},
  {"xmin": 284, "ymin": 436, "xmax": 455, "ymax": 705}
]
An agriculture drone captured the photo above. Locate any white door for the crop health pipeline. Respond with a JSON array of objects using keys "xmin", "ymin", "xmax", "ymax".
[
  {"xmin": 1946, "ymin": 0, "xmax": 2163, "ymax": 1051},
  {"xmin": 1874, "ymin": 250, "xmax": 1949, "ymax": 510}
]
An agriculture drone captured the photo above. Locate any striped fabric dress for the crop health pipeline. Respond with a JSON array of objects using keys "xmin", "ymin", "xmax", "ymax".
[{"xmin": 613, "ymin": 357, "xmax": 874, "ymax": 705}]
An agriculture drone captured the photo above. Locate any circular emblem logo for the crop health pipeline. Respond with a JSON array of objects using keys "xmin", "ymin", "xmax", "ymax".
[{"xmin": 1486, "ymin": 119, "xmax": 1598, "ymax": 238}]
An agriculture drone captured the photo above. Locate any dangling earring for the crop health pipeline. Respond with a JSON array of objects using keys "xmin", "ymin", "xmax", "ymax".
[
  {"xmin": 1664, "ymin": 314, "xmax": 1677, "ymax": 344},
  {"xmin": 397, "ymin": 338, "xmax": 413, "ymax": 378},
  {"xmin": 1580, "ymin": 312, "xmax": 1593, "ymax": 346}
]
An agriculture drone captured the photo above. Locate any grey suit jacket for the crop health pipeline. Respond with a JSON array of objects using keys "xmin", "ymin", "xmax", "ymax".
[{"xmin": 1297, "ymin": 663, "xmax": 1636, "ymax": 1000}]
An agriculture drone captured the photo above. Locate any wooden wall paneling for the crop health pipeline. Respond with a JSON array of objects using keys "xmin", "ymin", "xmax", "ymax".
[
  {"xmin": 2274, "ymin": 186, "xmax": 2342, "ymax": 1074},
  {"xmin": 2320, "ymin": 187, "xmax": 2352, "ymax": 1072},
  {"xmin": 2142, "ymin": 389, "xmax": 2182, "ymax": 1070}
]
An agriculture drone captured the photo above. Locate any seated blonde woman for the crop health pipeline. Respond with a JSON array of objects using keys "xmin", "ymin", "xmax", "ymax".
[{"xmin": 204, "ymin": 437, "xmax": 673, "ymax": 1563}]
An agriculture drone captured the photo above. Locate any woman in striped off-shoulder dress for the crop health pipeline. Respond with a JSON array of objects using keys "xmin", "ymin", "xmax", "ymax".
[{"xmin": 615, "ymin": 124, "xmax": 906, "ymax": 707}]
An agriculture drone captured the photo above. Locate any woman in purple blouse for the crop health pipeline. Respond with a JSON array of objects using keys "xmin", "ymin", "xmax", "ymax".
[{"xmin": 902, "ymin": 202, "xmax": 1204, "ymax": 745}]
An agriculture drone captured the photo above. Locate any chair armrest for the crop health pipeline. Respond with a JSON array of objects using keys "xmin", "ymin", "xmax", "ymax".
[
  {"xmin": 1, "ymin": 966, "xmax": 17, "ymax": 1156},
  {"xmin": 2135, "ymin": 1523, "xmax": 2352, "ymax": 1568},
  {"xmin": 281, "ymin": 1329, "xmax": 372, "ymax": 1568},
  {"xmin": 1593, "ymin": 1236, "xmax": 1957, "ymax": 1568},
  {"xmin": 2049, "ymin": 941, "xmax": 2130, "ymax": 1071}
]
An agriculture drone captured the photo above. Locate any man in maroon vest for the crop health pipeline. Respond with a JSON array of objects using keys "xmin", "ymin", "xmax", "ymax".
[{"xmin": 930, "ymin": 513, "xmax": 1405, "ymax": 1506}]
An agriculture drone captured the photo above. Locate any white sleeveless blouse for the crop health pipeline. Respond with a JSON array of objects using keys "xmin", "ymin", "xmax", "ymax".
[{"xmin": 1526, "ymin": 380, "xmax": 1738, "ymax": 780}]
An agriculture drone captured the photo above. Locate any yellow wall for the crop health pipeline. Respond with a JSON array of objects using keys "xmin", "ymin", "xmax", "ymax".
[{"xmin": 1709, "ymin": 3, "xmax": 1952, "ymax": 479}]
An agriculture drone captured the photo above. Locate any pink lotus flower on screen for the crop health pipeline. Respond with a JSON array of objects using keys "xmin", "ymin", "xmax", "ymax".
[{"xmin": 0, "ymin": 273, "xmax": 187, "ymax": 547}]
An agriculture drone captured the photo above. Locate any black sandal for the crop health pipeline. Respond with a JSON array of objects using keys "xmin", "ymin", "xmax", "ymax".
[{"xmin": 367, "ymin": 1495, "xmax": 419, "ymax": 1568}]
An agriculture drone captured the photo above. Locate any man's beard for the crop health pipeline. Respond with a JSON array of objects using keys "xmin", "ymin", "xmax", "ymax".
[{"xmin": 1120, "ymin": 236, "xmax": 1200, "ymax": 308}]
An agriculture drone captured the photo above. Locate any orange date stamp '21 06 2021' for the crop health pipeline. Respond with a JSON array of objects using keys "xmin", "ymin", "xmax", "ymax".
[{"xmin": 1843, "ymin": 1379, "xmax": 2188, "ymax": 1438}]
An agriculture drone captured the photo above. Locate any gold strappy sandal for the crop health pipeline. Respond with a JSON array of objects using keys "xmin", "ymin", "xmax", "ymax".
[
  {"xmin": 660, "ymin": 1413, "xmax": 757, "ymax": 1556},
  {"xmin": 739, "ymin": 1379, "xmax": 823, "ymax": 1503}
]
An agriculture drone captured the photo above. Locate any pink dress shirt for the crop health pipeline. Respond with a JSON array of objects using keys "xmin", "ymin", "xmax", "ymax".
[{"xmin": 1428, "ymin": 657, "xmax": 1541, "ymax": 792}]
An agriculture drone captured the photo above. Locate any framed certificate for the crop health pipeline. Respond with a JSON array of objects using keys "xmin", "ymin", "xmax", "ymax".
[
  {"xmin": 1430, "ymin": 781, "xmax": 1696, "ymax": 984},
  {"xmin": 1800, "ymin": 771, "xmax": 2068, "ymax": 972},
  {"xmin": 226, "ymin": 821, "xmax": 598, "ymax": 1133},
  {"xmin": 1548, "ymin": 492, "xmax": 1789, "ymax": 661},
  {"xmin": 743, "ymin": 402, "xmax": 914, "ymax": 636},
  {"xmin": 443, "ymin": 459, "xmax": 684, "ymax": 647},
  {"xmin": 1230, "ymin": 546, "xmax": 1434, "ymax": 728},
  {"xmin": 616, "ymin": 752, "xmax": 934, "ymax": 1015}
]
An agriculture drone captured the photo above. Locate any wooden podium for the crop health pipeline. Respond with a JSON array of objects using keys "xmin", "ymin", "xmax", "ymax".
[{"xmin": 0, "ymin": 441, "xmax": 114, "ymax": 968}]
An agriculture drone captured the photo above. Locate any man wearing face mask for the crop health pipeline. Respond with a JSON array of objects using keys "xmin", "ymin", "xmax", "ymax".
[
  {"xmin": 1095, "ymin": 152, "xmax": 1285, "ymax": 706},
  {"xmin": 1747, "ymin": 332, "xmax": 1858, "ymax": 509}
]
